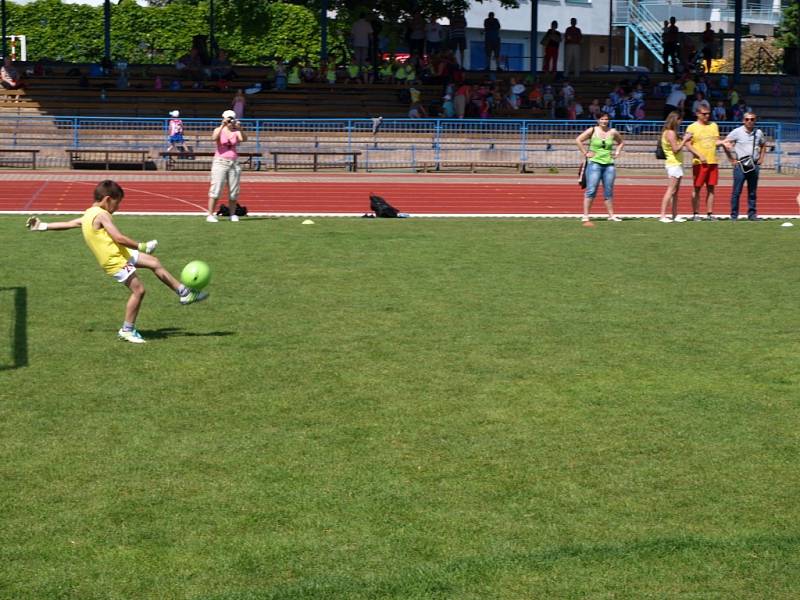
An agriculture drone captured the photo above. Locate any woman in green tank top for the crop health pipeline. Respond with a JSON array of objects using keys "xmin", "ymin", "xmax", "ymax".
[{"xmin": 575, "ymin": 113, "xmax": 625, "ymax": 223}]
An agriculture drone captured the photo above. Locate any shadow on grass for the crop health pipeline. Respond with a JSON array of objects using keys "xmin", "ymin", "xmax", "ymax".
[
  {"xmin": 0, "ymin": 287, "xmax": 28, "ymax": 371},
  {"xmin": 132, "ymin": 328, "xmax": 235, "ymax": 339}
]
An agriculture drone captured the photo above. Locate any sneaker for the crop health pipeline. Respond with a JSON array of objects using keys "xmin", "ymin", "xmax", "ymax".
[
  {"xmin": 659, "ymin": 217, "xmax": 672, "ymax": 223},
  {"xmin": 673, "ymin": 216, "xmax": 686, "ymax": 223},
  {"xmin": 180, "ymin": 289, "xmax": 209, "ymax": 305},
  {"xmin": 608, "ymin": 216, "xmax": 622, "ymax": 222},
  {"xmin": 691, "ymin": 214, "xmax": 702, "ymax": 222},
  {"xmin": 230, "ymin": 214, "xmax": 239, "ymax": 222},
  {"xmin": 748, "ymin": 216, "xmax": 762, "ymax": 221},
  {"xmin": 206, "ymin": 215, "xmax": 219, "ymax": 223},
  {"xmin": 706, "ymin": 214, "xmax": 717, "ymax": 221},
  {"xmin": 118, "ymin": 328, "xmax": 146, "ymax": 344}
]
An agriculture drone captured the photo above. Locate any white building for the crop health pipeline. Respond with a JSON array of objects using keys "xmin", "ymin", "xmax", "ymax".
[{"xmin": 460, "ymin": 0, "xmax": 787, "ymax": 72}]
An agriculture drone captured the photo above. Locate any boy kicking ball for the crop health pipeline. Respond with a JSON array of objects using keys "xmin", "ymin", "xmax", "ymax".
[{"xmin": 26, "ymin": 179, "xmax": 208, "ymax": 344}]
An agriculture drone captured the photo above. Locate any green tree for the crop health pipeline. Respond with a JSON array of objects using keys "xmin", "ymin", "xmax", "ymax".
[
  {"xmin": 5, "ymin": 0, "xmax": 347, "ymax": 64},
  {"xmin": 774, "ymin": 1, "xmax": 799, "ymax": 49}
]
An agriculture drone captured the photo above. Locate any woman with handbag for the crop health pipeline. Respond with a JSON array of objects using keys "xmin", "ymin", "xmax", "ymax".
[
  {"xmin": 658, "ymin": 111, "xmax": 693, "ymax": 223},
  {"xmin": 575, "ymin": 112, "xmax": 625, "ymax": 224}
]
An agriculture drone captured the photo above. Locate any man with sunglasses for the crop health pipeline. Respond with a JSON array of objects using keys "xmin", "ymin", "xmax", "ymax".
[
  {"xmin": 685, "ymin": 100, "xmax": 726, "ymax": 221},
  {"xmin": 723, "ymin": 112, "xmax": 766, "ymax": 221}
]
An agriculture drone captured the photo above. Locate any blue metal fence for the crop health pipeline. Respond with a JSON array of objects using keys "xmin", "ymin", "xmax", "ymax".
[{"xmin": 0, "ymin": 115, "xmax": 796, "ymax": 172}]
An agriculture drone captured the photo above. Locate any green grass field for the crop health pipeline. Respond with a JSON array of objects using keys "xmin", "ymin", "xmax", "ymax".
[{"xmin": 2, "ymin": 215, "xmax": 800, "ymax": 599}]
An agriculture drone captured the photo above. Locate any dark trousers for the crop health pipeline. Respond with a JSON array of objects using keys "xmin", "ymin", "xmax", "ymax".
[{"xmin": 730, "ymin": 163, "xmax": 759, "ymax": 219}]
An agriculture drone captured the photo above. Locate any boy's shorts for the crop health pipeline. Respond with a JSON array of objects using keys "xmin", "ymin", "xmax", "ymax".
[
  {"xmin": 111, "ymin": 250, "xmax": 140, "ymax": 283},
  {"xmin": 169, "ymin": 133, "xmax": 185, "ymax": 144},
  {"xmin": 692, "ymin": 163, "xmax": 718, "ymax": 187}
]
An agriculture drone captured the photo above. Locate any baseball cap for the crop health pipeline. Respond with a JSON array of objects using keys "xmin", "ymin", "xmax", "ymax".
[
  {"xmin": 169, "ymin": 110, "xmax": 180, "ymax": 117},
  {"xmin": 222, "ymin": 110, "xmax": 237, "ymax": 120}
]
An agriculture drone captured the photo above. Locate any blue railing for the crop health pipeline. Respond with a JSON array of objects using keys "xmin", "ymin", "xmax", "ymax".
[{"xmin": 0, "ymin": 115, "xmax": 794, "ymax": 172}]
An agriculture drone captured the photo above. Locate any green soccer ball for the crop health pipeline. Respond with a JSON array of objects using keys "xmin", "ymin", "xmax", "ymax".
[{"xmin": 180, "ymin": 260, "xmax": 211, "ymax": 290}]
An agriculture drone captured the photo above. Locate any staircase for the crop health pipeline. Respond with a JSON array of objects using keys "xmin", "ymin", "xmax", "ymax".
[{"xmin": 613, "ymin": 0, "xmax": 664, "ymax": 67}]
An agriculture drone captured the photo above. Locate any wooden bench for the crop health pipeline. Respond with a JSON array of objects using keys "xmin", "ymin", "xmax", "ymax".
[
  {"xmin": 159, "ymin": 151, "xmax": 263, "ymax": 171},
  {"xmin": 269, "ymin": 150, "xmax": 362, "ymax": 172},
  {"xmin": 67, "ymin": 149, "xmax": 149, "ymax": 170},
  {"xmin": 0, "ymin": 149, "xmax": 40, "ymax": 169}
]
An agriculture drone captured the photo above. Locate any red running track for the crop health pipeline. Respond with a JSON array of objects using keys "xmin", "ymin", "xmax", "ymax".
[{"xmin": 0, "ymin": 174, "xmax": 798, "ymax": 216}]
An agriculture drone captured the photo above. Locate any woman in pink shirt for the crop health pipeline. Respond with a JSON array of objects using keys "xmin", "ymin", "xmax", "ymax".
[{"xmin": 207, "ymin": 109, "xmax": 247, "ymax": 223}]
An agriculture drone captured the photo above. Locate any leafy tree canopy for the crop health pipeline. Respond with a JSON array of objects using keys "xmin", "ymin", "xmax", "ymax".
[
  {"xmin": 5, "ymin": 0, "xmax": 349, "ymax": 64},
  {"xmin": 774, "ymin": 1, "xmax": 799, "ymax": 49}
]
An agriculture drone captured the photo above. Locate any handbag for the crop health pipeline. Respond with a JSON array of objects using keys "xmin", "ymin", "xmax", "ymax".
[
  {"xmin": 737, "ymin": 129, "xmax": 760, "ymax": 173},
  {"xmin": 578, "ymin": 159, "xmax": 588, "ymax": 189},
  {"xmin": 655, "ymin": 135, "xmax": 667, "ymax": 160}
]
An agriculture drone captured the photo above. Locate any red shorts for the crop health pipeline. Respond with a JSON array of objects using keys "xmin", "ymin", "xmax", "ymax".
[{"xmin": 692, "ymin": 163, "xmax": 719, "ymax": 187}]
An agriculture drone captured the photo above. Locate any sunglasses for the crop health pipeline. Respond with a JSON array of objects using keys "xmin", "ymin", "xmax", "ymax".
[
  {"xmin": 744, "ymin": 117, "xmax": 756, "ymax": 121},
  {"xmin": 698, "ymin": 112, "xmax": 711, "ymax": 115}
]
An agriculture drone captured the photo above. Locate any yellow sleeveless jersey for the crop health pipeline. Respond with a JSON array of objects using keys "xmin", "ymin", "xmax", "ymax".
[
  {"xmin": 661, "ymin": 132, "xmax": 683, "ymax": 167},
  {"xmin": 81, "ymin": 205, "xmax": 130, "ymax": 275}
]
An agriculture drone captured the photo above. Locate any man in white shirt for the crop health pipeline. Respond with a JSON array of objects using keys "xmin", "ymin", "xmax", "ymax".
[{"xmin": 663, "ymin": 84, "xmax": 686, "ymax": 119}]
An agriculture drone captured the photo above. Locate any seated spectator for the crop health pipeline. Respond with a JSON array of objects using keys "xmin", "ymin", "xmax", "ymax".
[
  {"xmin": 301, "ymin": 63, "xmax": 317, "ymax": 83},
  {"xmin": 691, "ymin": 91, "xmax": 707, "ymax": 116},
  {"xmin": 274, "ymin": 61, "xmax": 288, "ymax": 90},
  {"xmin": 378, "ymin": 58, "xmax": 395, "ymax": 83},
  {"xmin": 683, "ymin": 75, "xmax": 697, "ymax": 96},
  {"xmin": 442, "ymin": 93, "xmax": 455, "ymax": 118},
  {"xmin": 507, "ymin": 78, "xmax": 524, "ymax": 110},
  {"xmin": 319, "ymin": 61, "xmax": 337, "ymax": 85},
  {"xmin": 632, "ymin": 83, "xmax": 646, "ymax": 105},
  {"xmin": 542, "ymin": 85, "xmax": 555, "ymax": 115},
  {"xmin": 526, "ymin": 84, "xmax": 543, "ymax": 110},
  {"xmin": 587, "ymin": 98, "xmax": 601, "ymax": 118},
  {"xmin": 712, "ymin": 100, "xmax": 727, "ymax": 121},
  {"xmin": 361, "ymin": 59, "xmax": 374, "ymax": 84},
  {"xmin": 731, "ymin": 99, "xmax": 750, "ymax": 121},
  {"xmin": 696, "ymin": 76, "xmax": 709, "ymax": 97},
  {"xmin": 1, "ymin": 58, "xmax": 24, "ymax": 91},
  {"xmin": 408, "ymin": 102, "xmax": 427, "ymax": 118},
  {"xmin": 287, "ymin": 62, "xmax": 302, "ymax": 85},
  {"xmin": 231, "ymin": 89, "xmax": 246, "ymax": 120},
  {"xmin": 600, "ymin": 97, "xmax": 616, "ymax": 118},
  {"xmin": 560, "ymin": 80, "xmax": 575, "ymax": 104},
  {"xmin": 454, "ymin": 83, "xmax": 470, "ymax": 118},
  {"xmin": 617, "ymin": 93, "xmax": 636, "ymax": 120},
  {"xmin": 176, "ymin": 47, "xmax": 205, "ymax": 87},
  {"xmin": 727, "ymin": 87, "xmax": 739, "ymax": 107},
  {"xmin": 566, "ymin": 99, "xmax": 578, "ymax": 120},
  {"xmin": 210, "ymin": 49, "xmax": 234, "ymax": 80},
  {"xmin": 573, "ymin": 99, "xmax": 584, "ymax": 119}
]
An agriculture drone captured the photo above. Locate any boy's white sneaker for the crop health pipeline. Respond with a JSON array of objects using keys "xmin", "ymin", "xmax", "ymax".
[
  {"xmin": 118, "ymin": 328, "xmax": 146, "ymax": 344},
  {"xmin": 206, "ymin": 215, "xmax": 219, "ymax": 223},
  {"xmin": 659, "ymin": 217, "xmax": 672, "ymax": 223},
  {"xmin": 180, "ymin": 290, "xmax": 209, "ymax": 305},
  {"xmin": 230, "ymin": 215, "xmax": 239, "ymax": 222},
  {"xmin": 673, "ymin": 216, "xmax": 687, "ymax": 223}
]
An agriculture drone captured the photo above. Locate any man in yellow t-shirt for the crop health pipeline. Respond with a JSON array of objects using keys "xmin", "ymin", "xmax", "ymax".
[
  {"xmin": 25, "ymin": 180, "xmax": 208, "ymax": 344},
  {"xmin": 685, "ymin": 100, "xmax": 724, "ymax": 220}
]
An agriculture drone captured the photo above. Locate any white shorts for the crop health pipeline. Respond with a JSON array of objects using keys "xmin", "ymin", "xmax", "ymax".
[
  {"xmin": 209, "ymin": 157, "xmax": 241, "ymax": 201},
  {"xmin": 111, "ymin": 250, "xmax": 140, "ymax": 283},
  {"xmin": 666, "ymin": 165, "xmax": 684, "ymax": 179}
]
